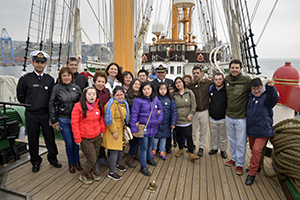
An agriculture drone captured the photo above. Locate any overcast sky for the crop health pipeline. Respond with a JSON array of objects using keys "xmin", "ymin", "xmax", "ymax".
[{"xmin": 0, "ymin": 0, "xmax": 299, "ymax": 59}]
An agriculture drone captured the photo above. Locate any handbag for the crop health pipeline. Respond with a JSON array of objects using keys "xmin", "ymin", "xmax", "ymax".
[
  {"xmin": 117, "ymin": 104, "xmax": 133, "ymax": 140},
  {"xmin": 136, "ymin": 102, "xmax": 153, "ymax": 138}
]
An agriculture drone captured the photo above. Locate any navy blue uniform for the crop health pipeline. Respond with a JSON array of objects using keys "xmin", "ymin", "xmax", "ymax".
[{"xmin": 17, "ymin": 72, "xmax": 58, "ymax": 166}]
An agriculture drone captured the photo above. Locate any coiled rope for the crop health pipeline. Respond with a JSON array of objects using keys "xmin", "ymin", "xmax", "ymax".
[{"xmin": 261, "ymin": 118, "xmax": 300, "ymax": 194}]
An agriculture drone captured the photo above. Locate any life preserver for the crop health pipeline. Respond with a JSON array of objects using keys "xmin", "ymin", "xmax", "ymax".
[
  {"xmin": 142, "ymin": 54, "xmax": 148, "ymax": 62},
  {"xmin": 197, "ymin": 54, "xmax": 204, "ymax": 62}
]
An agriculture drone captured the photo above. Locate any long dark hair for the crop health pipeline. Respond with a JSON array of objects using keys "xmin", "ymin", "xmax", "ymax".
[
  {"xmin": 137, "ymin": 81, "xmax": 157, "ymax": 102},
  {"xmin": 105, "ymin": 62, "xmax": 124, "ymax": 84},
  {"xmin": 79, "ymin": 87, "xmax": 102, "ymax": 118},
  {"xmin": 127, "ymin": 79, "xmax": 141, "ymax": 99},
  {"xmin": 174, "ymin": 77, "xmax": 186, "ymax": 92},
  {"xmin": 157, "ymin": 82, "xmax": 172, "ymax": 100}
]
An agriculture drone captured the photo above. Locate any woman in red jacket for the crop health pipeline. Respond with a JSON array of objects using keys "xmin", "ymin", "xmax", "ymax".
[{"xmin": 71, "ymin": 86, "xmax": 106, "ymax": 184}]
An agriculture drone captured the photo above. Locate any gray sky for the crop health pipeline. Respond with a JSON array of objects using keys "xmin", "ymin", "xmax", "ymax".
[{"xmin": 0, "ymin": 0, "xmax": 299, "ymax": 59}]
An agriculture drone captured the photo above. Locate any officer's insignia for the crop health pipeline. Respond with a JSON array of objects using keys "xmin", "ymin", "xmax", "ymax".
[
  {"xmin": 37, "ymin": 53, "xmax": 44, "ymax": 58},
  {"xmin": 158, "ymin": 65, "xmax": 164, "ymax": 70}
]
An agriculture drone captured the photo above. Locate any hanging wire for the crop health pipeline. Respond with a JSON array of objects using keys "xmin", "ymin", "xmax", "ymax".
[{"xmin": 257, "ymin": 0, "xmax": 279, "ymax": 45}]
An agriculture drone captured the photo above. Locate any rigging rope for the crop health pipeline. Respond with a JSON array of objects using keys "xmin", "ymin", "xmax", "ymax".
[
  {"xmin": 250, "ymin": 0, "xmax": 261, "ymax": 26},
  {"xmin": 257, "ymin": 0, "xmax": 278, "ymax": 45},
  {"xmin": 261, "ymin": 118, "xmax": 300, "ymax": 194}
]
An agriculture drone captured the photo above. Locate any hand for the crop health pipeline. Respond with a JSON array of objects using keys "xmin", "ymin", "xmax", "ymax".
[
  {"xmin": 52, "ymin": 122, "xmax": 60, "ymax": 130},
  {"xmin": 171, "ymin": 125, "xmax": 175, "ymax": 130},
  {"xmin": 113, "ymin": 132, "xmax": 118, "ymax": 140},
  {"xmin": 157, "ymin": 110, "xmax": 161, "ymax": 115},
  {"xmin": 135, "ymin": 122, "xmax": 140, "ymax": 127},
  {"xmin": 100, "ymin": 132, "xmax": 104, "ymax": 138},
  {"xmin": 132, "ymin": 132, "xmax": 138, "ymax": 137},
  {"xmin": 76, "ymin": 142, "xmax": 81, "ymax": 146},
  {"xmin": 186, "ymin": 115, "xmax": 192, "ymax": 121},
  {"xmin": 268, "ymin": 79, "xmax": 275, "ymax": 87}
]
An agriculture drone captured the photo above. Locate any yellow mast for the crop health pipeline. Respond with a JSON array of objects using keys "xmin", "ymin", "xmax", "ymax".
[
  {"xmin": 114, "ymin": 0, "xmax": 134, "ymax": 72},
  {"xmin": 171, "ymin": 0, "xmax": 178, "ymax": 39}
]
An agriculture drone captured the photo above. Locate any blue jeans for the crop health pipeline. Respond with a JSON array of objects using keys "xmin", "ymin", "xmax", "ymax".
[
  {"xmin": 139, "ymin": 135, "xmax": 154, "ymax": 168},
  {"xmin": 128, "ymin": 137, "xmax": 140, "ymax": 156},
  {"xmin": 152, "ymin": 138, "xmax": 166, "ymax": 152},
  {"xmin": 173, "ymin": 129, "xmax": 186, "ymax": 144},
  {"xmin": 225, "ymin": 116, "xmax": 247, "ymax": 167},
  {"xmin": 58, "ymin": 118, "xmax": 79, "ymax": 165}
]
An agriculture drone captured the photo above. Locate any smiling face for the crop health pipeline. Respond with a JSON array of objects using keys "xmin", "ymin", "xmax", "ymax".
[
  {"xmin": 124, "ymin": 74, "xmax": 133, "ymax": 86},
  {"xmin": 175, "ymin": 79, "xmax": 184, "ymax": 90},
  {"xmin": 114, "ymin": 90, "xmax": 125, "ymax": 101},
  {"xmin": 61, "ymin": 72, "xmax": 72, "ymax": 84},
  {"xmin": 86, "ymin": 88, "xmax": 97, "ymax": 104},
  {"xmin": 251, "ymin": 86, "xmax": 263, "ymax": 97},
  {"xmin": 142, "ymin": 84, "xmax": 152, "ymax": 98},
  {"xmin": 132, "ymin": 80, "xmax": 141, "ymax": 93},
  {"xmin": 94, "ymin": 76, "xmax": 106, "ymax": 91},
  {"xmin": 107, "ymin": 65, "xmax": 118, "ymax": 79},
  {"xmin": 156, "ymin": 71, "xmax": 167, "ymax": 80},
  {"xmin": 67, "ymin": 61, "xmax": 78, "ymax": 74},
  {"xmin": 32, "ymin": 60, "xmax": 46, "ymax": 74},
  {"xmin": 229, "ymin": 63, "xmax": 242, "ymax": 77}
]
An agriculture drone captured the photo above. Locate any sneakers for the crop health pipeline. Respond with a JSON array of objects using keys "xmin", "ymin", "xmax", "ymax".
[
  {"xmin": 245, "ymin": 175, "xmax": 255, "ymax": 185},
  {"xmin": 90, "ymin": 171, "xmax": 101, "ymax": 181},
  {"xmin": 108, "ymin": 172, "xmax": 122, "ymax": 181},
  {"xmin": 152, "ymin": 150, "xmax": 156, "ymax": 158},
  {"xmin": 197, "ymin": 148, "xmax": 204, "ymax": 157},
  {"xmin": 140, "ymin": 167, "xmax": 151, "ymax": 176},
  {"xmin": 126, "ymin": 155, "xmax": 135, "ymax": 168},
  {"xmin": 79, "ymin": 174, "xmax": 93, "ymax": 184},
  {"xmin": 147, "ymin": 160, "xmax": 157, "ymax": 166},
  {"xmin": 116, "ymin": 165, "xmax": 126, "ymax": 172},
  {"xmin": 225, "ymin": 159, "xmax": 236, "ymax": 166},
  {"xmin": 236, "ymin": 166, "xmax": 243, "ymax": 175},
  {"xmin": 160, "ymin": 151, "xmax": 166, "ymax": 160},
  {"xmin": 208, "ymin": 149, "xmax": 218, "ymax": 155}
]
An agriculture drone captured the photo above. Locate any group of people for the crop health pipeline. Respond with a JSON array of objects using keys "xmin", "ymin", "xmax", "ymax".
[{"xmin": 17, "ymin": 50, "xmax": 278, "ymax": 187}]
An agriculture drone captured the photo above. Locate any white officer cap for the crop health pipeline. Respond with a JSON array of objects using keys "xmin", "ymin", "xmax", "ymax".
[
  {"xmin": 153, "ymin": 63, "xmax": 169, "ymax": 73},
  {"xmin": 30, "ymin": 51, "xmax": 50, "ymax": 62}
]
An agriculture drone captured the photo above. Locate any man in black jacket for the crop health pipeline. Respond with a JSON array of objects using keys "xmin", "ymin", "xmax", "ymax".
[
  {"xmin": 66, "ymin": 57, "xmax": 88, "ymax": 91},
  {"xmin": 152, "ymin": 63, "xmax": 174, "ymax": 154},
  {"xmin": 208, "ymin": 73, "xmax": 228, "ymax": 159},
  {"xmin": 17, "ymin": 51, "xmax": 61, "ymax": 172}
]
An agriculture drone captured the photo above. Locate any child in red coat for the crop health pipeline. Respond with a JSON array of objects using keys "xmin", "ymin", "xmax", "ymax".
[{"xmin": 71, "ymin": 86, "xmax": 106, "ymax": 184}]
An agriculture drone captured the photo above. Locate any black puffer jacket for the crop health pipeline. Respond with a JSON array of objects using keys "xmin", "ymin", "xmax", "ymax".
[{"xmin": 49, "ymin": 83, "xmax": 82, "ymax": 123}]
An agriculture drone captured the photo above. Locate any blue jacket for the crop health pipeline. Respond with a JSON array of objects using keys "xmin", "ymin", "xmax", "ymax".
[
  {"xmin": 155, "ymin": 95, "xmax": 177, "ymax": 139},
  {"xmin": 246, "ymin": 85, "xmax": 278, "ymax": 138},
  {"xmin": 130, "ymin": 95, "xmax": 163, "ymax": 137}
]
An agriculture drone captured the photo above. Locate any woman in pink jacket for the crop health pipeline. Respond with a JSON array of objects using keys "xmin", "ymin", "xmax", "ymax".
[{"xmin": 71, "ymin": 86, "xmax": 106, "ymax": 184}]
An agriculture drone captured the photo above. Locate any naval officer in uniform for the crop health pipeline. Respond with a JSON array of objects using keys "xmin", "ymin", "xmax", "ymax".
[
  {"xmin": 17, "ymin": 51, "xmax": 61, "ymax": 172},
  {"xmin": 152, "ymin": 63, "xmax": 174, "ymax": 154}
]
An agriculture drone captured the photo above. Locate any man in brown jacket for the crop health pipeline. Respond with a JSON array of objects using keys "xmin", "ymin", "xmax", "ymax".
[{"xmin": 187, "ymin": 66, "xmax": 213, "ymax": 156}]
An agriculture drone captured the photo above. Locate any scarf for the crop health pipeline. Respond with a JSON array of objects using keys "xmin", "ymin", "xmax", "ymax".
[
  {"xmin": 86, "ymin": 100, "xmax": 97, "ymax": 111},
  {"xmin": 104, "ymin": 97, "xmax": 130, "ymax": 126}
]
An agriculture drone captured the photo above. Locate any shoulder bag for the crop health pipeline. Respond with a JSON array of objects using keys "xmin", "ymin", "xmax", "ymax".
[
  {"xmin": 136, "ymin": 102, "xmax": 153, "ymax": 138},
  {"xmin": 117, "ymin": 104, "xmax": 133, "ymax": 140}
]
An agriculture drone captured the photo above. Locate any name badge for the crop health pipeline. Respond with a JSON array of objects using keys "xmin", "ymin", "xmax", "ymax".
[
  {"xmin": 45, "ymin": 86, "xmax": 48, "ymax": 90},
  {"xmin": 96, "ymin": 112, "xmax": 99, "ymax": 115},
  {"xmin": 165, "ymin": 102, "xmax": 168, "ymax": 105},
  {"xmin": 227, "ymin": 83, "xmax": 229, "ymax": 86},
  {"xmin": 185, "ymin": 99, "xmax": 188, "ymax": 102},
  {"xmin": 210, "ymin": 93, "xmax": 213, "ymax": 96},
  {"xmin": 155, "ymin": 105, "xmax": 157, "ymax": 108},
  {"xmin": 195, "ymin": 85, "xmax": 198, "ymax": 87},
  {"xmin": 73, "ymin": 88, "xmax": 76, "ymax": 90}
]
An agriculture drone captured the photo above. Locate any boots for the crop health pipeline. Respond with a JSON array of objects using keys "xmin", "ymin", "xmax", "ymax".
[
  {"xmin": 188, "ymin": 152, "xmax": 200, "ymax": 162},
  {"xmin": 175, "ymin": 149, "xmax": 184, "ymax": 157}
]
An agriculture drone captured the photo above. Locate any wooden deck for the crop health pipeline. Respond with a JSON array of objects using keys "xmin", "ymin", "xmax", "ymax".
[{"xmin": 3, "ymin": 134, "xmax": 286, "ymax": 200}]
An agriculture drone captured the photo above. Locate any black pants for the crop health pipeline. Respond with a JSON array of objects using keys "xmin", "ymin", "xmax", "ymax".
[
  {"xmin": 165, "ymin": 135, "xmax": 172, "ymax": 150},
  {"xmin": 25, "ymin": 111, "xmax": 58, "ymax": 165},
  {"xmin": 175, "ymin": 125, "xmax": 194, "ymax": 153}
]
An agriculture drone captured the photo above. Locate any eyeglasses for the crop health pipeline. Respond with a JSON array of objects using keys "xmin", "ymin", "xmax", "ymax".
[
  {"xmin": 115, "ymin": 93, "xmax": 124, "ymax": 97},
  {"xmin": 251, "ymin": 86, "xmax": 262, "ymax": 91}
]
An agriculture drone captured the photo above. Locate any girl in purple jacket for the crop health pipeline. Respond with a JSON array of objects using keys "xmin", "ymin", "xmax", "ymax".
[{"xmin": 130, "ymin": 81, "xmax": 163, "ymax": 176}]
